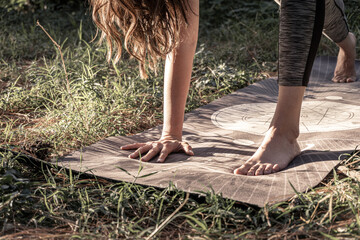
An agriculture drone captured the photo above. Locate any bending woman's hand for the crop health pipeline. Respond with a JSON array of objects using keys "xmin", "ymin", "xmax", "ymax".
[
  {"xmin": 120, "ymin": 137, "xmax": 194, "ymax": 163},
  {"xmin": 121, "ymin": 0, "xmax": 199, "ymax": 164}
]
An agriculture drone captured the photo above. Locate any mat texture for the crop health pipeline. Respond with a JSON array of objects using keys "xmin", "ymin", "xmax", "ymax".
[{"xmin": 58, "ymin": 56, "xmax": 360, "ymax": 207}]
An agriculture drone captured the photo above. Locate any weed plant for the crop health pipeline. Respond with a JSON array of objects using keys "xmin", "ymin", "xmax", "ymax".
[{"xmin": 1, "ymin": 0, "xmax": 360, "ymax": 238}]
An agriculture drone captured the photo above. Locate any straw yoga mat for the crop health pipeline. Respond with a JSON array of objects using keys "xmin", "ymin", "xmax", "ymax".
[{"xmin": 58, "ymin": 56, "xmax": 360, "ymax": 207}]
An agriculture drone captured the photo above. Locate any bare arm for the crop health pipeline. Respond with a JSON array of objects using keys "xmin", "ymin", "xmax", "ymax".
[
  {"xmin": 162, "ymin": 0, "xmax": 199, "ymax": 140},
  {"xmin": 121, "ymin": 0, "xmax": 199, "ymax": 162}
]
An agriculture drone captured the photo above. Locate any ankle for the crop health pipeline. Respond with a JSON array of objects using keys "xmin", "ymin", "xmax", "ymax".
[
  {"xmin": 268, "ymin": 125, "xmax": 299, "ymax": 142},
  {"xmin": 337, "ymin": 32, "xmax": 356, "ymax": 56}
]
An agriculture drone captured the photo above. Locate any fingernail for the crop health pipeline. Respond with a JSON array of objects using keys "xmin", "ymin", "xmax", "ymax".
[
  {"xmin": 157, "ymin": 159, "xmax": 163, "ymax": 163},
  {"xmin": 189, "ymin": 150, "xmax": 194, "ymax": 155}
]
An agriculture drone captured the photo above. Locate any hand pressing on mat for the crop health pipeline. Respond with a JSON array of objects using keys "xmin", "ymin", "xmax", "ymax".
[
  {"xmin": 121, "ymin": 138, "xmax": 194, "ymax": 163},
  {"xmin": 119, "ymin": 1, "xmax": 199, "ymax": 163},
  {"xmin": 90, "ymin": 1, "xmax": 199, "ymax": 162}
]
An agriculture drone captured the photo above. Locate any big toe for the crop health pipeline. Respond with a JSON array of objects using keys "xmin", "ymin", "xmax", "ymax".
[
  {"xmin": 332, "ymin": 75, "xmax": 342, "ymax": 83},
  {"xmin": 234, "ymin": 163, "xmax": 252, "ymax": 175}
]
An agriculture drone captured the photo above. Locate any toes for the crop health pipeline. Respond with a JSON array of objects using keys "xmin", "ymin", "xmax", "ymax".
[
  {"xmin": 346, "ymin": 76, "xmax": 356, "ymax": 83},
  {"xmin": 337, "ymin": 76, "xmax": 346, "ymax": 83},
  {"xmin": 332, "ymin": 75, "xmax": 342, "ymax": 83},
  {"xmin": 332, "ymin": 77, "xmax": 339, "ymax": 83},
  {"xmin": 255, "ymin": 165, "xmax": 266, "ymax": 175},
  {"xmin": 272, "ymin": 164, "xmax": 280, "ymax": 173},
  {"xmin": 247, "ymin": 165, "xmax": 260, "ymax": 176},
  {"xmin": 332, "ymin": 75, "xmax": 347, "ymax": 83},
  {"xmin": 264, "ymin": 164, "xmax": 273, "ymax": 175},
  {"xmin": 235, "ymin": 163, "xmax": 279, "ymax": 176},
  {"xmin": 333, "ymin": 75, "xmax": 357, "ymax": 83},
  {"xmin": 234, "ymin": 163, "xmax": 253, "ymax": 175}
]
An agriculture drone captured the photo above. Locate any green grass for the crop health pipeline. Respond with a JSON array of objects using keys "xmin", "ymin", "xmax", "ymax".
[{"xmin": 1, "ymin": 0, "xmax": 360, "ymax": 238}]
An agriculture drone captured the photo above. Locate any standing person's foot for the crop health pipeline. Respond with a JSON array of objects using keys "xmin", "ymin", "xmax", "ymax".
[
  {"xmin": 233, "ymin": 126, "xmax": 301, "ymax": 176},
  {"xmin": 332, "ymin": 32, "xmax": 357, "ymax": 83}
]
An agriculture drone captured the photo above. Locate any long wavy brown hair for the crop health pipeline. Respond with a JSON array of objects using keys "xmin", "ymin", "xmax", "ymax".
[{"xmin": 90, "ymin": 0, "xmax": 190, "ymax": 78}]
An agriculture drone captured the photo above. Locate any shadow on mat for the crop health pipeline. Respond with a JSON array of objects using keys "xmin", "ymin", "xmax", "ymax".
[{"xmin": 285, "ymin": 149, "xmax": 350, "ymax": 171}]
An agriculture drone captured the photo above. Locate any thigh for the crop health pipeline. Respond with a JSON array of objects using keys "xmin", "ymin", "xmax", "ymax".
[{"xmin": 275, "ymin": 0, "xmax": 349, "ymax": 43}]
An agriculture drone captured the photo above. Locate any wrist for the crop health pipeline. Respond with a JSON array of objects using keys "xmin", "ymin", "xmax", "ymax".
[{"xmin": 160, "ymin": 132, "xmax": 182, "ymax": 141}]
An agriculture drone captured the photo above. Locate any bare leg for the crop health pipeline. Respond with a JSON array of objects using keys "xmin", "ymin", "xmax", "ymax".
[
  {"xmin": 332, "ymin": 32, "xmax": 357, "ymax": 83},
  {"xmin": 234, "ymin": 0, "xmax": 324, "ymax": 176},
  {"xmin": 234, "ymin": 86, "xmax": 304, "ymax": 176}
]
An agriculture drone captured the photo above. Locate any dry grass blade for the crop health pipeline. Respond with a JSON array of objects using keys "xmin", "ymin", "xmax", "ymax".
[
  {"xmin": 1, "ymin": 1, "xmax": 360, "ymax": 238},
  {"xmin": 341, "ymin": 150, "xmax": 360, "ymax": 168},
  {"xmin": 36, "ymin": 21, "xmax": 69, "ymax": 92}
]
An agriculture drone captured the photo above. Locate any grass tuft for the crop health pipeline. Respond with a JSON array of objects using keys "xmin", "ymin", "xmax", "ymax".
[{"xmin": 1, "ymin": 0, "xmax": 360, "ymax": 238}]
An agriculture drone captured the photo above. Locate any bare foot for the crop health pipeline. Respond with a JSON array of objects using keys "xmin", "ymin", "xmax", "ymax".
[
  {"xmin": 234, "ymin": 127, "xmax": 301, "ymax": 176},
  {"xmin": 332, "ymin": 32, "xmax": 357, "ymax": 83}
]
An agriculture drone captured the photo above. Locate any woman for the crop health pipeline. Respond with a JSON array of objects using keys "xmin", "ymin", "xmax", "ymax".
[{"xmin": 90, "ymin": 0, "xmax": 356, "ymax": 175}]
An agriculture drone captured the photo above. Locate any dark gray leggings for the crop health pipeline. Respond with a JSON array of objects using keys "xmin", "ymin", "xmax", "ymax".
[{"xmin": 276, "ymin": 0, "xmax": 349, "ymax": 86}]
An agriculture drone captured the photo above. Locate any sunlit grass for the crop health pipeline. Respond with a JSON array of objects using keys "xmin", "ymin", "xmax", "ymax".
[{"xmin": 1, "ymin": 0, "xmax": 360, "ymax": 238}]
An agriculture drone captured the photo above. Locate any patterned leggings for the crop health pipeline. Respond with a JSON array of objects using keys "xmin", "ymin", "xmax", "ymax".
[{"xmin": 275, "ymin": 0, "xmax": 350, "ymax": 86}]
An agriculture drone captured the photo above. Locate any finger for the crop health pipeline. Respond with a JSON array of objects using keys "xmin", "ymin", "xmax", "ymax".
[
  {"xmin": 181, "ymin": 142, "xmax": 194, "ymax": 156},
  {"xmin": 121, "ymin": 142, "xmax": 146, "ymax": 150},
  {"xmin": 157, "ymin": 146, "xmax": 172, "ymax": 163},
  {"xmin": 129, "ymin": 145, "xmax": 152, "ymax": 159},
  {"xmin": 141, "ymin": 143, "xmax": 162, "ymax": 162}
]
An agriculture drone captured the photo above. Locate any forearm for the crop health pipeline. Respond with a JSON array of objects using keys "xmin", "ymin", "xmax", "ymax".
[{"xmin": 162, "ymin": 0, "xmax": 199, "ymax": 140}]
